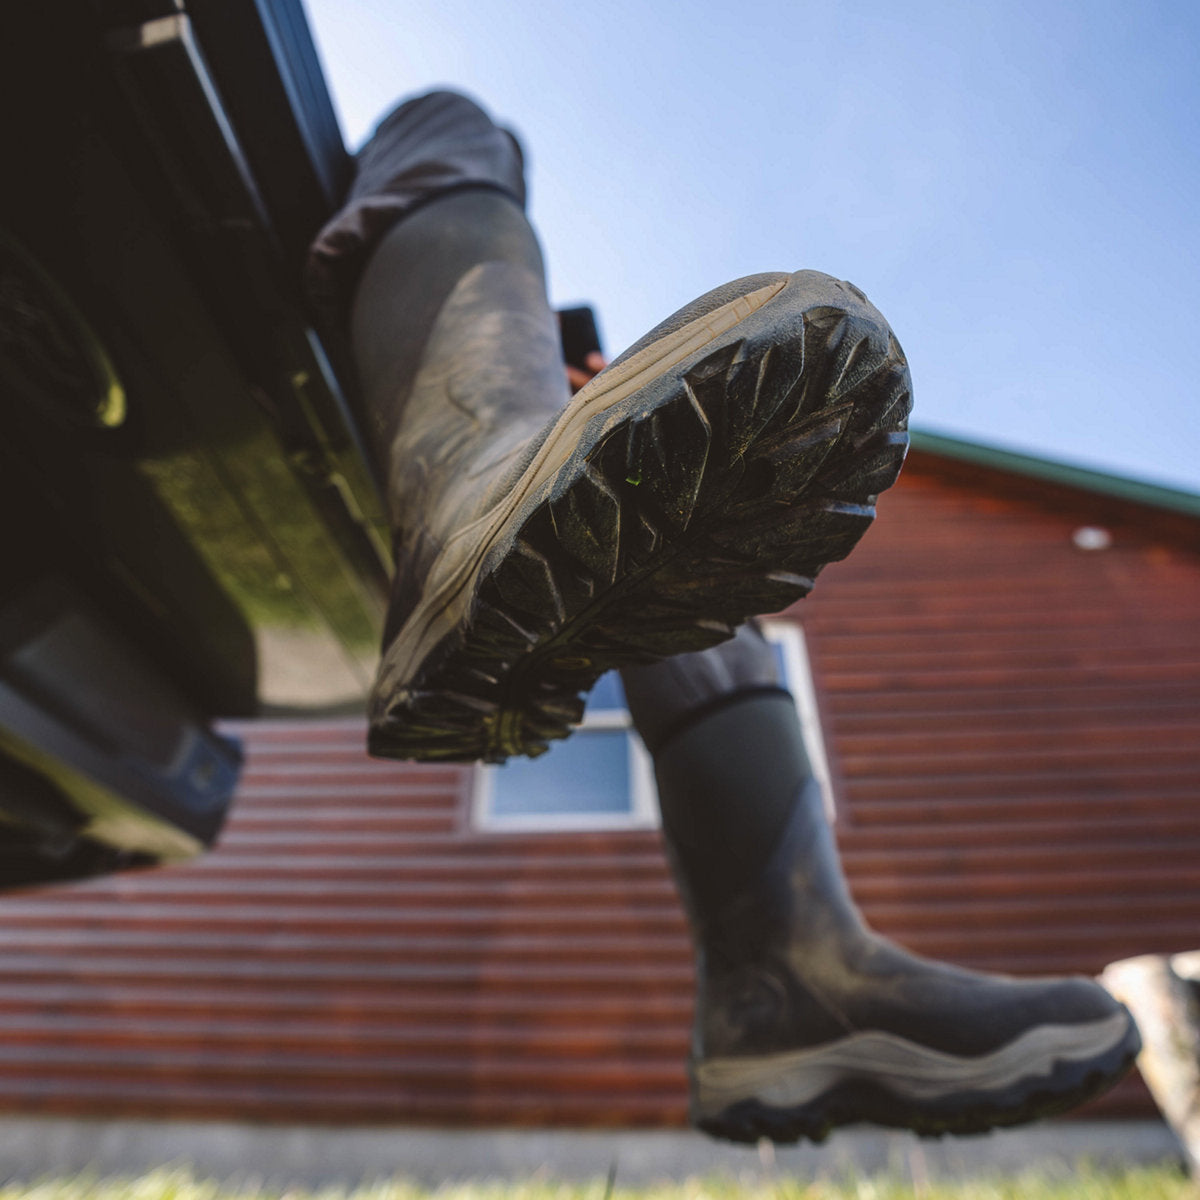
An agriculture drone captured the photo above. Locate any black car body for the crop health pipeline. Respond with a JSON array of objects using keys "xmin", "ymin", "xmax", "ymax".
[{"xmin": 0, "ymin": 0, "xmax": 389, "ymax": 887}]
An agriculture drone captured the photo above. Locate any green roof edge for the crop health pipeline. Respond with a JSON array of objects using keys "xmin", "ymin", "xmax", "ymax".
[{"xmin": 908, "ymin": 428, "xmax": 1200, "ymax": 520}]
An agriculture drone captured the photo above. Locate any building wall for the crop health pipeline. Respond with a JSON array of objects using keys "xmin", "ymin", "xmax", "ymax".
[
  {"xmin": 0, "ymin": 456, "xmax": 1197, "ymax": 1125},
  {"xmin": 809, "ymin": 454, "xmax": 1200, "ymax": 980}
]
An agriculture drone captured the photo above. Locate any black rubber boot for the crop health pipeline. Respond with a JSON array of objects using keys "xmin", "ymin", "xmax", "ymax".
[
  {"xmin": 353, "ymin": 190, "xmax": 911, "ymax": 763},
  {"xmin": 622, "ymin": 633, "xmax": 1142, "ymax": 1144}
]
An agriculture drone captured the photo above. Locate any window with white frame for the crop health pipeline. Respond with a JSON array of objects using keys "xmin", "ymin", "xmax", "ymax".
[{"xmin": 471, "ymin": 621, "xmax": 835, "ymax": 831}]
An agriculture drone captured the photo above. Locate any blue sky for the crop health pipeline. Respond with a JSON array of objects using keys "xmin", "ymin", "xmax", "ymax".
[{"xmin": 305, "ymin": 0, "xmax": 1199, "ymax": 493}]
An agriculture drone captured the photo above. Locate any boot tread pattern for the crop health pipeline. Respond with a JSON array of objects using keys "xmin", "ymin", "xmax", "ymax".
[
  {"xmin": 696, "ymin": 1016, "xmax": 1140, "ymax": 1144},
  {"xmin": 370, "ymin": 290, "xmax": 912, "ymax": 762}
]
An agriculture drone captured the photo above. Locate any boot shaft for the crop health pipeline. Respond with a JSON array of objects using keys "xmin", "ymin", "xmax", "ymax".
[
  {"xmin": 350, "ymin": 188, "xmax": 565, "ymax": 496},
  {"xmin": 383, "ymin": 259, "xmax": 569, "ymax": 534},
  {"xmin": 626, "ymin": 666, "xmax": 872, "ymax": 1057},
  {"xmin": 349, "ymin": 190, "xmax": 571, "ymax": 644}
]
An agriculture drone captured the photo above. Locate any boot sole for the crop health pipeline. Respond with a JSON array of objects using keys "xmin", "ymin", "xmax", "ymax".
[
  {"xmin": 692, "ymin": 1007, "xmax": 1141, "ymax": 1144},
  {"xmin": 369, "ymin": 269, "xmax": 911, "ymax": 762}
]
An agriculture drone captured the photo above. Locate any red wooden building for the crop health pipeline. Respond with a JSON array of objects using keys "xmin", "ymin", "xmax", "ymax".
[{"xmin": 0, "ymin": 432, "xmax": 1197, "ymax": 1127}]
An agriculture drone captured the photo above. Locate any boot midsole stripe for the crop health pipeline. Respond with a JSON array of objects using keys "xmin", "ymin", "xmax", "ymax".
[
  {"xmin": 377, "ymin": 278, "xmax": 789, "ymax": 698},
  {"xmin": 692, "ymin": 1010, "xmax": 1132, "ymax": 1112}
]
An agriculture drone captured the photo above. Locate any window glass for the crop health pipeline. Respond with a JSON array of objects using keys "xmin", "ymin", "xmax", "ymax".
[
  {"xmin": 489, "ymin": 727, "xmax": 631, "ymax": 818},
  {"xmin": 472, "ymin": 622, "xmax": 833, "ymax": 830}
]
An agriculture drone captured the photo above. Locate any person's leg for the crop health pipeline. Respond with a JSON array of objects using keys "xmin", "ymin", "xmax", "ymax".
[
  {"xmin": 306, "ymin": 88, "xmax": 529, "ymax": 346},
  {"xmin": 313, "ymin": 91, "xmax": 911, "ymax": 764},
  {"xmin": 621, "ymin": 629, "xmax": 1141, "ymax": 1143}
]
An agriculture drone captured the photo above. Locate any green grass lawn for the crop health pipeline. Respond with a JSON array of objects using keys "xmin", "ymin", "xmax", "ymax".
[{"xmin": 0, "ymin": 1168, "xmax": 1192, "ymax": 1200}]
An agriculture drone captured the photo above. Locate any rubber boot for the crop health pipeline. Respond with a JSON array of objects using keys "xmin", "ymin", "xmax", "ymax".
[
  {"xmin": 352, "ymin": 191, "xmax": 911, "ymax": 763},
  {"xmin": 621, "ymin": 630, "xmax": 1142, "ymax": 1144}
]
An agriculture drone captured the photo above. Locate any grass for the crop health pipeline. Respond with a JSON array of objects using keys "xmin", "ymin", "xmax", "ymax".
[{"xmin": 0, "ymin": 1167, "xmax": 1193, "ymax": 1200}]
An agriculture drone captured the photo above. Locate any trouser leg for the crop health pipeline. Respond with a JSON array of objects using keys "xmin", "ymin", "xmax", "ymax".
[{"xmin": 306, "ymin": 89, "xmax": 528, "ymax": 337}]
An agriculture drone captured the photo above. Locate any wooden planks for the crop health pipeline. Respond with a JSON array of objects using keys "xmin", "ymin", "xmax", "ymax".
[{"xmin": 0, "ymin": 721, "xmax": 691, "ymax": 1125}]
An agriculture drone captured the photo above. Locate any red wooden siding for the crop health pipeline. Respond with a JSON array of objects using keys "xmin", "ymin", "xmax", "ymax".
[
  {"xmin": 0, "ymin": 733, "xmax": 690, "ymax": 1125},
  {"xmin": 809, "ymin": 455, "xmax": 1200, "ymax": 982},
  {"xmin": 0, "ymin": 453, "xmax": 1196, "ymax": 1125}
]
